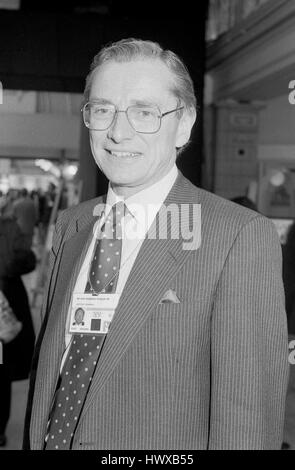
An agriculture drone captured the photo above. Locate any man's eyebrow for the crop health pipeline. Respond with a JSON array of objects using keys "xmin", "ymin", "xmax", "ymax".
[
  {"xmin": 89, "ymin": 98, "xmax": 113, "ymax": 105},
  {"xmin": 88, "ymin": 98, "xmax": 160, "ymax": 107},
  {"xmin": 129, "ymin": 99, "xmax": 158, "ymax": 107}
]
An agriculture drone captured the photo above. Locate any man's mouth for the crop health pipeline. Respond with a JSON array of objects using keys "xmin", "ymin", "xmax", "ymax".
[{"xmin": 106, "ymin": 149, "xmax": 141, "ymax": 158}]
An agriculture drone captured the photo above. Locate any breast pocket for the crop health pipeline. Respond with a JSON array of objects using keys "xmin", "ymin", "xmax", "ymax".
[
  {"xmin": 142, "ymin": 298, "xmax": 210, "ymax": 372},
  {"xmin": 150, "ymin": 298, "xmax": 210, "ymax": 343},
  {"xmin": 154, "ymin": 297, "xmax": 208, "ymax": 315}
]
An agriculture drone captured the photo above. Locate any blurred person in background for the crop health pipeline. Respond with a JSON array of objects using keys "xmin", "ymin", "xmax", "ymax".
[
  {"xmin": 30, "ymin": 190, "xmax": 40, "ymax": 224},
  {"xmin": 0, "ymin": 190, "xmax": 5, "ymax": 213},
  {"xmin": 0, "ymin": 189, "xmax": 19, "ymax": 217},
  {"xmin": 0, "ymin": 214, "xmax": 35, "ymax": 447},
  {"xmin": 12, "ymin": 188, "xmax": 37, "ymax": 250},
  {"xmin": 37, "ymin": 184, "xmax": 56, "ymax": 245}
]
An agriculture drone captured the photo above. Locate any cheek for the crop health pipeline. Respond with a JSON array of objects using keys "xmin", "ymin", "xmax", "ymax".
[
  {"xmin": 145, "ymin": 134, "xmax": 169, "ymax": 154},
  {"xmin": 150, "ymin": 131, "xmax": 177, "ymax": 157},
  {"xmin": 90, "ymin": 134, "xmax": 106, "ymax": 160},
  {"xmin": 90, "ymin": 132, "xmax": 105, "ymax": 147}
]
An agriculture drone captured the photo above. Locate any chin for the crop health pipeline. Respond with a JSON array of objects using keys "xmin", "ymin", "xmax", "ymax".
[
  {"xmin": 107, "ymin": 167, "xmax": 144, "ymax": 182},
  {"xmin": 109, "ymin": 176, "xmax": 139, "ymax": 187}
]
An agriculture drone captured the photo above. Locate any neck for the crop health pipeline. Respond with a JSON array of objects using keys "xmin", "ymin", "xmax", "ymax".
[{"xmin": 111, "ymin": 163, "xmax": 176, "ymax": 199}]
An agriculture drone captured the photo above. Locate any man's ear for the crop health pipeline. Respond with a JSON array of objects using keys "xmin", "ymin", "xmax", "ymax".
[{"xmin": 175, "ymin": 109, "xmax": 197, "ymax": 149}]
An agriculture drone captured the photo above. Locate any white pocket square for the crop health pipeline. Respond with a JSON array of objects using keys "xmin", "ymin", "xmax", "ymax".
[{"xmin": 159, "ymin": 289, "xmax": 180, "ymax": 304}]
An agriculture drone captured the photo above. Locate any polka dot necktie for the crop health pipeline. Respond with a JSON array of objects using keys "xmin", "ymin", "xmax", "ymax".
[{"xmin": 44, "ymin": 202, "xmax": 125, "ymax": 450}]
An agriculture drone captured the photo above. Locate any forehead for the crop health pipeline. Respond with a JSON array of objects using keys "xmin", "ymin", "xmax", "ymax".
[{"xmin": 89, "ymin": 59, "xmax": 175, "ymax": 105}]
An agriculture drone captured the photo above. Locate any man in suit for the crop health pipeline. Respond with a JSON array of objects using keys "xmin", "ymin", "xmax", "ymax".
[{"xmin": 24, "ymin": 38, "xmax": 289, "ymax": 450}]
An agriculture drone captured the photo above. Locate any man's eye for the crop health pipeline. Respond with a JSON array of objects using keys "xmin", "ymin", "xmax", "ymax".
[
  {"xmin": 135, "ymin": 108, "xmax": 155, "ymax": 119},
  {"xmin": 93, "ymin": 107, "xmax": 111, "ymax": 115},
  {"xmin": 140, "ymin": 110, "xmax": 152, "ymax": 116}
]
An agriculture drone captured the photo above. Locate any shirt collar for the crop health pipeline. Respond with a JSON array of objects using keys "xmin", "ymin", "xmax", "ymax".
[{"xmin": 105, "ymin": 164, "xmax": 178, "ymax": 228}]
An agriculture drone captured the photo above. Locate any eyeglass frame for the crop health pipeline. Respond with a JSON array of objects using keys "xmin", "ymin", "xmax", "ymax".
[{"xmin": 81, "ymin": 101, "xmax": 184, "ymax": 134}]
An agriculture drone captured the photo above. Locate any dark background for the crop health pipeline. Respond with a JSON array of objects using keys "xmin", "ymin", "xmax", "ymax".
[{"xmin": 0, "ymin": 0, "xmax": 209, "ymax": 194}]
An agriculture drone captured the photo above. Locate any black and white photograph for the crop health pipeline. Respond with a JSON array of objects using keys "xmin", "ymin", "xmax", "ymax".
[{"xmin": 0, "ymin": 0, "xmax": 294, "ymax": 456}]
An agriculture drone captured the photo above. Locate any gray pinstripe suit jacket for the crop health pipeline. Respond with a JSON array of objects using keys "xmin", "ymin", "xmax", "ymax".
[{"xmin": 26, "ymin": 172, "xmax": 289, "ymax": 450}]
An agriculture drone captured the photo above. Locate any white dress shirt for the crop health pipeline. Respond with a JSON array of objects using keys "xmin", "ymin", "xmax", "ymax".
[{"xmin": 61, "ymin": 164, "xmax": 178, "ymax": 368}]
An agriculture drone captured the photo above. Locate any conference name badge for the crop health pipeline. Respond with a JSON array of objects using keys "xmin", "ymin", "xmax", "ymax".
[{"xmin": 69, "ymin": 292, "xmax": 119, "ymax": 335}]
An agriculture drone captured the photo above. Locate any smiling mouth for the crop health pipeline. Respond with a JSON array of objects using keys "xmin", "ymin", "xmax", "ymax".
[{"xmin": 106, "ymin": 149, "xmax": 142, "ymax": 158}]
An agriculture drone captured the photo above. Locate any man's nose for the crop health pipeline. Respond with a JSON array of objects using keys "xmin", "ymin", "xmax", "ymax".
[{"xmin": 107, "ymin": 110, "xmax": 135, "ymax": 142}]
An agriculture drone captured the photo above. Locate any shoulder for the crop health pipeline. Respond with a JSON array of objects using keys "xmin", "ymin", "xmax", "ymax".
[
  {"xmin": 178, "ymin": 174, "xmax": 277, "ymax": 247},
  {"xmin": 199, "ymin": 186, "xmax": 258, "ymax": 225},
  {"xmin": 48, "ymin": 196, "xmax": 104, "ymax": 255},
  {"xmin": 59, "ymin": 196, "xmax": 104, "ymax": 220},
  {"xmin": 55, "ymin": 196, "xmax": 104, "ymax": 235},
  {"xmin": 178, "ymin": 173, "xmax": 258, "ymax": 224}
]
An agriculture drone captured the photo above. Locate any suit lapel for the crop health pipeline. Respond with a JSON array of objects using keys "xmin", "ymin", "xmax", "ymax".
[
  {"xmin": 80, "ymin": 173, "xmax": 201, "ymax": 418},
  {"xmin": 31, "ymin": 200, "xmax": 105, "ymax": 446},
  {"xmin": 46, "ymin": 222, "xmax": 96, "ymax": 356},
  {"xmin": 43, "ymin": 198, "xmax": 106, "ymax": 369}
]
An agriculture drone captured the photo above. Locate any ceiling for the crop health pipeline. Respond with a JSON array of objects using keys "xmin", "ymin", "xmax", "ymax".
[{"xmin": 9, "ymin": 0, "xmax": 209, "ymax": 19}]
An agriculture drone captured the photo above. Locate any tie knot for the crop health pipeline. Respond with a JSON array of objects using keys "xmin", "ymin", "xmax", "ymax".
[
  {"xmin": 110, "ymin": 201, "xmax": 125, "ymax": 227},
  {"xmin": 102, "ymin": 201, "xmax": 126, "ymax": 239}
]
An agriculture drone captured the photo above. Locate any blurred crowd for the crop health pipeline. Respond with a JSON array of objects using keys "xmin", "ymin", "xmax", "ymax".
[{"xmin": 0, "ymin": 183, "xmax": 57, "ymax": 247}]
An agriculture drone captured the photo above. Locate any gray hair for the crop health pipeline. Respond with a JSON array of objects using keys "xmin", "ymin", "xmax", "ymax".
[{"xmin": 84, "ymin": 38, "xmax": 197, "ymax": 115}]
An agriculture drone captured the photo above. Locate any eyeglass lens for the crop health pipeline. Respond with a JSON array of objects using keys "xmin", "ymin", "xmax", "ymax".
[{"xmin": 83, "ymin": 103, "xmax": 161, "ymax": 133}]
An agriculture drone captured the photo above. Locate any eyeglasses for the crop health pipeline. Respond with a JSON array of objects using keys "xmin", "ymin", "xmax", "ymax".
[{"xmin": 81, "ymin": 101, "xmax": 184, "ymax": 134}]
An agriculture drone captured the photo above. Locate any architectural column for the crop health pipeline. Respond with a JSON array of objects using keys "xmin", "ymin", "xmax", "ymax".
[{"xmin": 210, "ymin": 100, "xmax": 265, "ymax": 199}]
